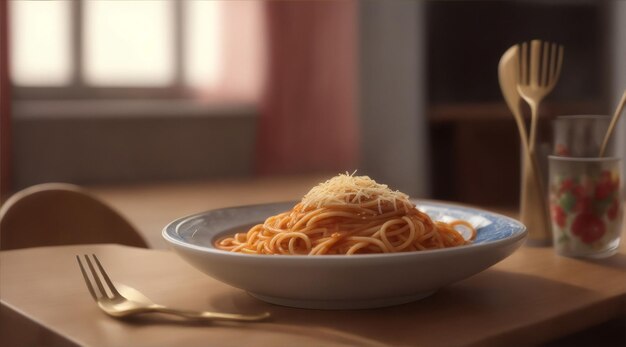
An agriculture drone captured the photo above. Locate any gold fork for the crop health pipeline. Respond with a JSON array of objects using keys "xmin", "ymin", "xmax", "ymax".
[
  {"xmin": 76, "ymin": 254, "xmax": 270, "ymax": 322},
  {"xmin": 517, "ymin": 40, "xmax": 564, "ymax": 153}
]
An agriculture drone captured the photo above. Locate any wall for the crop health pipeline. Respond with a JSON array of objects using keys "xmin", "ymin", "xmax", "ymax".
[
  {"xmin": 12, "ymin": 100, "xmax": 256, "ymax": 189},
  {"xmin": 358, "ymin": 0, "xmax": 430, "ymax": 198}
]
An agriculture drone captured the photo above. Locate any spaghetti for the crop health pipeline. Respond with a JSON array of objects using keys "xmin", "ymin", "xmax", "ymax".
[{"xmin": 216, "ymin": 174, "xmax": 476, "ymax": 255}]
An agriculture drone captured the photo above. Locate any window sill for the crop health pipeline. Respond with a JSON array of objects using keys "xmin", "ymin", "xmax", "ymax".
[{"xmin": 12, "ymin": 99, "xmax": 257, "ymax": 120}]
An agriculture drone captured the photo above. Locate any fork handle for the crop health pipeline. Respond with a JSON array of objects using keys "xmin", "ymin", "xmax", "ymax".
[
  {"xmin": 520, "ymin": 150, "xmax": 551, "ymax": 244},
  {"xmin": 514, "ymin": 101, "xmax": 551, "ymax": 244},
  {"xmin": 148, "ymin": 305, "xmax": 270, "ymax": 322},
  {"xmin": 527, "ymin": 101, "xmax": 540, "ymax": 153}
]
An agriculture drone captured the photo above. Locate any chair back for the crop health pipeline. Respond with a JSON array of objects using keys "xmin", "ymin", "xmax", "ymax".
[{"xmin": 0, "ymin": 183, "xmax": 148, "ymax": 250}]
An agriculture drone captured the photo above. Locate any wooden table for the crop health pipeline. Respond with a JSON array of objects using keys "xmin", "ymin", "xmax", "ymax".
[
  {"xmin": 1, "ymin": 240, "xmax": 625, "ymax": 347},
  {"xmin": 1, "ymin": 177, "xmax": 625, "ymax": 346}
]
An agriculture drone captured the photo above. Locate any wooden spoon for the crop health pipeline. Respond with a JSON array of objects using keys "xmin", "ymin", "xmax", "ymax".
[
  {"xmin": 599, "ymin": 90, "xmax": 626, "ymax": 157},
  {"xmin": 499, "ymin": 45, "xmax": 530, "ymax": 153}
]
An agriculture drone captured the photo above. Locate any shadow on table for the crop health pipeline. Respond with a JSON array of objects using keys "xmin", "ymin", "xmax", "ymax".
[
  {"xmin": 582, "ymin": 252, "xmax": 626, "ymax": 271},
  {"xmin": 541, "ymin": 315, "xmax": 626, "ymax": 347},
  {"xmin": 207, "ymin": 269, "xmax": 606, "ymax": 347}
]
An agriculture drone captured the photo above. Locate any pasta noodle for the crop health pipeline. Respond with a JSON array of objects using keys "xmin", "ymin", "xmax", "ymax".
[{"xmin": 216, "ymin": 173, "xmax": 476, "ymax": 255}]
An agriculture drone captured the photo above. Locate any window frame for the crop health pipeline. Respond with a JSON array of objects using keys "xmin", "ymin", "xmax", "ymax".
[{"xmin": 11, "ymin": 0, "xmax": 192, "ymax": 101}]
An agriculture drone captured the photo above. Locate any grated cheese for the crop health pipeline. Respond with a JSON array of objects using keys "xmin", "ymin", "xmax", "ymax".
[{"xmin": 300, "ymin": 173, "xmax": 411, "ymax": 210}]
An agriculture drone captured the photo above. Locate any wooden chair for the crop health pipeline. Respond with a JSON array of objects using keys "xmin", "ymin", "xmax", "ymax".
[{"xmin": 0, "ymin": 183, "xmax": 148, "ymax": 250}]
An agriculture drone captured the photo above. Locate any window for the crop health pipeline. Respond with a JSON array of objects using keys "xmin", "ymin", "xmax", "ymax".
[
  {"xmin": 10, "ymin": 0, "xmax": 264, "ymax": 102},
  {"xmin": 10, "ymin": 0, "xmax": 72, "ymax": 86},
  {"xmin": 83, "ymin": 0, "xmax": 175, "ymax": 86}
]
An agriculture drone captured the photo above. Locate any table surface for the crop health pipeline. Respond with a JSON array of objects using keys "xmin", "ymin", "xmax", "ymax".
[
  {"xmin": 2, "ymin": 243, "xmax": 625, "ymax": 347},
  {"xmin": 1, "ymin": 177, "xmax": 625, "ymax": 347}
]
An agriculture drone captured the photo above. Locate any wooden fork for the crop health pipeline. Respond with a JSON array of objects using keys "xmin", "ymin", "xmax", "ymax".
[{"xmin": 517, "ymin": 40, "xmax": 564, "ymax": 153}]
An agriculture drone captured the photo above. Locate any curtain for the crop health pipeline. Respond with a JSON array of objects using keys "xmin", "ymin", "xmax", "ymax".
[
  {"xmin": 257, "ymin": 0, "xmax": 358, "ymax": 174},
  {"xmin": 195, "ymin": 1, "xmax": 266, "ymax": 103}
]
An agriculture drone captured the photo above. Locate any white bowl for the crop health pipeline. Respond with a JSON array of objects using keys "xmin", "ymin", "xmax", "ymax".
[{"xmin": 163, "ymin": 201, "xmax": 527, "ymax": 309}]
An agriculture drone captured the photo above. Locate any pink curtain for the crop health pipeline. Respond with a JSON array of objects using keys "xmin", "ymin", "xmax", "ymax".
[
  {"xmin": 257, "ymin": 0, "xmax": 358, "ymax": 174},
  {"xmin": 196, "ymin": 1, "xmax": 266, "ymax": 103}
]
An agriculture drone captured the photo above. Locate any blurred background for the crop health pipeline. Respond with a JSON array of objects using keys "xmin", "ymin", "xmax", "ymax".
[{"xmin": 1, "ymin": 0, "xmax": 625, "ymax": 209}]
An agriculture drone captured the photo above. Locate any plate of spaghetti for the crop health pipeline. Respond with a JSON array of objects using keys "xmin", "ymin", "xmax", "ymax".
[{"xmin": 163, "ymin": 174, "xmax": 527, "ymax": 309}]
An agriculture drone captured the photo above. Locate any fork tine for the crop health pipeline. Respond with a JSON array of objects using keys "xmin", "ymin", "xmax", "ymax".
[
  {"xmin": 539, "ymin": 41, "xmax": 550, "ymax": 86},
  {"xmin": 519, "ymin": 42, "xmax": 528, "ymax": 85},
  {"xmin": 92, "ymin": 254, "xmax": 121, "ymax": 297},
  {"xmin": 553, "ymin": 45, "xmax": 564, "ymax": 83},
  {"xmin": 529, "ymin": 40, "xmax": 541, "ymax": 86},
  {"xmin": 548, "ymin": 43, "xmax": 557, "ymax": 83},
  {"xmin": 76, "ymin": 255, "xmax": 97, "ymax": 300},
  {"xmin": 84, "ymin": 254, "xmax": 109, "ymax": 298}
]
